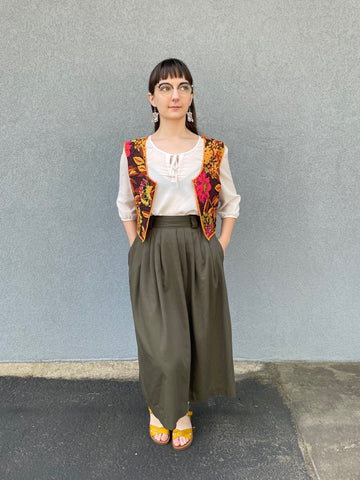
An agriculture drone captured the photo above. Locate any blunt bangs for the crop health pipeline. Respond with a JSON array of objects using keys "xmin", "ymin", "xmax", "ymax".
[{"xmin": 149, "ymin": 59, "xmax": 193, "ymax": 93}]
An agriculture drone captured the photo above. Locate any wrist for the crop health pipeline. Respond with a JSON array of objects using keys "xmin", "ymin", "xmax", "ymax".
[{"xmin": 218, "ymin": 236, "xmax": 230, "ymax": 250}]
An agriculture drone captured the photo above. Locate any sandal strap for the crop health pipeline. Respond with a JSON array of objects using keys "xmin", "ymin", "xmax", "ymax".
[
  {"xmin": 148, "ymin": 407, "xmax": 170, "ymax": 435},
  {"xmin": 149, "ymin": 424, "xmax": 170, "ymax": 436},
  {"xmin": 148, "ymin": 406, "xmax": 192, "ymax": 438},
  {"xmin": 172, "ymin": 427, "xmax": 193, "ymax": 440},
  {"xmin": 172, "ymin": 410, "xmax": 193, "ymax": 440}
]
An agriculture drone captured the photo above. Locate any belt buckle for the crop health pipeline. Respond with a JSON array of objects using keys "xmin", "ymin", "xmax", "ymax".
[{"xmin": 190, "ymin": 215, "xmax": 198, "ymax": 229}]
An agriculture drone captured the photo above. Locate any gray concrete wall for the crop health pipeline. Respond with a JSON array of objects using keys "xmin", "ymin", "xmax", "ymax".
[{"xmin": 1, "ymin": 0, "xmax": 359, "ymax": 362}]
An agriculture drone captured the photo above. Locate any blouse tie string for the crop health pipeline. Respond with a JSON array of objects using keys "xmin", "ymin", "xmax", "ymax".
[{"xmin": 166, "ymin": 154, "xmax": 183, "ymax": 183}]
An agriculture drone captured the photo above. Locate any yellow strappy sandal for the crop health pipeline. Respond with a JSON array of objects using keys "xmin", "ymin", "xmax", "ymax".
[
  {"xmin": 148, "ymin": 407, "xmax": 170, "ymax": 445},
  {"xmin": 172, "ymin": 410, "xmax": 193, "ymax": 451}
]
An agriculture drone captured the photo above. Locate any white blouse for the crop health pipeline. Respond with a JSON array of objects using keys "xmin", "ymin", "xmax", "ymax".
[{"xmin": 116, "ymin": 136, "xmax": 241, "ymax": 221}]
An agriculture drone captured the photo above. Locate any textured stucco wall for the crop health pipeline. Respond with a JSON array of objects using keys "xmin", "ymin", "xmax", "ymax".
[{"xmin": 1, "ymin": 0, "xmax": 359, "ymax": 362}]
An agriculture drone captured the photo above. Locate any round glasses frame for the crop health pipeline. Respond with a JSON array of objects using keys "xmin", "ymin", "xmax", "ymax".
[{"xmin": 156, "ymin": 82, "xmax": 194, "ymax": 97}]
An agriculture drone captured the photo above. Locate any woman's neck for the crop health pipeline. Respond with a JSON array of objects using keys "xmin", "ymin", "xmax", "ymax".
[
  {"xmin": 150, "ymin": 122, "xmax": 199, "ymax": 154},
  {"xmin": 152, "ymin": 122, "xmax": 194, "ymax": 140}
]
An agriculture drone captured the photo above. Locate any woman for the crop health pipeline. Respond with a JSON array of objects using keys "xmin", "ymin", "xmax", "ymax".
[{"xmin": 116, "ymin": 58, "xmax": 241, "ymax": 451}]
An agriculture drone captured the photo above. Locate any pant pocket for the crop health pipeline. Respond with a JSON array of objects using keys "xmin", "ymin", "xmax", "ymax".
[
  {"xmin": 212, "ymin": 235, "xmax": 225, "ymax": 261},
  {"xmin": 128, "ymin": 235, "xmax": 139, "ymax": 263}
]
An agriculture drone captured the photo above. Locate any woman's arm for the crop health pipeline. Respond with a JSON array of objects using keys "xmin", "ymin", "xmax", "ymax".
[
  {"xmin": 218, "ymin": 217, "xmax": 236, "ymax": 253},
  {"xmin": 217, "ymin": 146, "xmax": 240, "ymax": 253},
  {"xmin": 116, "ymin": 148, "xmax": 138, "ymax": 245},
  {"xmin": 122, "ymin": 220, "xmax": 137, "ymax": 246}
]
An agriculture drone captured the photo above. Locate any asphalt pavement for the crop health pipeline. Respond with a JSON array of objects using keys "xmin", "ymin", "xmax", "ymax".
[{"xmin": 0, "ymin": 361, "xmax": 359, "ymax": 480}]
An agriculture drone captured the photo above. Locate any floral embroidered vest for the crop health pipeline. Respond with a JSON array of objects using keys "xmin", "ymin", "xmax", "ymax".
[{"xmin": 124, "ymin": 135, "xmax": 225, "ymax": 242}]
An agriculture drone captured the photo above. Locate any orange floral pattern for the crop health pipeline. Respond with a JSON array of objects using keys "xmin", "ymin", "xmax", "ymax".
[
  {"xmin": 124, "ymin": 135, "xmax": 224, "ymax": 242},
  {"xmin": 192, "ymin": 137, "xmax": 225, "ymax": 240},
  {"xmin": 125, "ymin": 137, "xmax": 157, "ymax": 242}
]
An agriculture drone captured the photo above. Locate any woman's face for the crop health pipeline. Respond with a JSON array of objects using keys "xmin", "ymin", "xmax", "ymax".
[{"xmin": 148, "ymin": 75, "xmax": 194, "ymax": 123}]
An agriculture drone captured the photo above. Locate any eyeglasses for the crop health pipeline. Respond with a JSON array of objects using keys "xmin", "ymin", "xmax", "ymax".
[{"xmin": 156, "ymin": 82, "xmax": 193, "ymax": 97}]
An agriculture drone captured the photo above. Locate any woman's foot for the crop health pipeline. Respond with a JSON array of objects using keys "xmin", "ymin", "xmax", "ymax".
[
  {"xmin": 149, "ymin": 411, "xmax": 170, "ymax": 443},
  {"xmin": 172, "ymin": 412, "xmax": 193, "ymax": 448}
]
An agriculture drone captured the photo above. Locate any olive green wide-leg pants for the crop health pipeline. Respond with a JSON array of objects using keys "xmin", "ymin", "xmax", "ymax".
[{"xmin": 128, "ymin": 215, "xmax": 236, "ymax": 430}]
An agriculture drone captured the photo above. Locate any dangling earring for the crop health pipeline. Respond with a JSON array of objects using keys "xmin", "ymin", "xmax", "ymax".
[
  {"xmin": 152, "ymin": 107, "xmax": 159, "ymax": 123},
  {"xmin": 187, "ymin": 108, "xmax": 193, "ymax": 123}
]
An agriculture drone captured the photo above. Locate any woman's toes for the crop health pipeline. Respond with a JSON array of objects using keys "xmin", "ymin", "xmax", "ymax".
[
  {"xmin": 152, "ymin": 432, "xmax": 168, "ymax": 442},
  {"xmin": 174, "ymin": 436, "xmax": 187, "ymax": 446}
]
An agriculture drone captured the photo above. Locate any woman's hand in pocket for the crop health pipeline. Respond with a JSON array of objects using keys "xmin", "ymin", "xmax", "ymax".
[
  {"xmin": 218, "ymin": 236, "xmax": 228, "ymax": 255},
  {"xmin": 129, "ymin": 235, "xmax": 137, "ymax": 247}
]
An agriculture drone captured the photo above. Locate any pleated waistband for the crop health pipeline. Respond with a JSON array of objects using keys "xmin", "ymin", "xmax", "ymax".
[{"xmin": 148, "ymin": 215, "xmax": 201, "ymax": 229}]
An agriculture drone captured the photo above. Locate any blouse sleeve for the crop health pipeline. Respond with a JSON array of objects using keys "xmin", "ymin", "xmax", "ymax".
[
  {"xmin": 116, "ymin": 148, "xmax": 137, "ymax": 221},
  {"xmin": 217, "ymin": 145, "xmax": 241, "ymax": 219}
]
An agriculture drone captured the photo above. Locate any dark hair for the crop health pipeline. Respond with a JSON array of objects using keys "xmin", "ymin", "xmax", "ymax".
[{"xmin": 148, "ymin": 58, "xmax": 198, "ymax": 134}]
